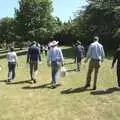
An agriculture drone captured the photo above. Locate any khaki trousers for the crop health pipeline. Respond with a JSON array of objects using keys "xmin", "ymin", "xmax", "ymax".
[{"xmin": 86, "ymin": 59, "xmax": 101, "ymax": 88}]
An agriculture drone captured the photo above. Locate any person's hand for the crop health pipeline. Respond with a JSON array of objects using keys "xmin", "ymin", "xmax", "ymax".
[
  {"xmin": 61, "ymin": 62, "xmax": 64, "ymax": 66},
  {"xmin": 73, "ymin": 60, "xmax": 76, "ymax": 64},
  {"xmin": 47, "ymin": 61, "xmax": 50, "ymax": 67},
  {"xmin": 101, "ymin": 59, "xmax": 104, "ymax": 63},
  {"xmin": 26, "ymin": 60, "xmax": 29, "ymax": 64},
  {"xmin": 84, "ymin": 58, "xmax": 88, "ymax": 63},
  {"xmin": 111, "ymin": 65, "xmax": 114, "ymax": 69},
  {"xmin": 16, "ymin": 63, "xmax": 18, "ymax": 67}
]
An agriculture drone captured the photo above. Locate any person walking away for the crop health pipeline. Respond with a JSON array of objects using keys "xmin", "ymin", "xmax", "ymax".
[
  {"xmin": 27, "ymin": 41, "xmax": 41, "ymax": 83},
  {"xmin": 7, "ymin": 47, "xmax": 18, "ymax": 82},
  {"xmin": 47, "ymin": 40, "xmax": 64, "ymax": 88},
  {"xmin": 84, "ymin": 36, "xmax": 105, "ymax": 90},
  {"xmin": 111, "ymin": 44, "xmax": 120, "ymax": 88},
  {"xmin": 74, "ymin": 41, "xmax": 85, "ymax": 71}
]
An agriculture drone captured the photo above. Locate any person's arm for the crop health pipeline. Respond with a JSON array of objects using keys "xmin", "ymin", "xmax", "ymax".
[
  {"xmin": 47, "ymin": 49, "xmax": 51, "ymax": 66},
  {"xmin": 6, "ymin": 53, "xmax": 9, "ymax": 61},
  {"xmin": 74, "ymin": 47, "xmax": 77, "ymax": 63},
  {"xmin": 59, "ymin": 48, "xmax": 64, "ymax": 66},
  {"xmin": 27, "ymin": 48, "xmax": 30, "ymax": 63},
  {"xmin": 112, "ymin": 50, "xmax": 118, "ymax": 68},
  {"xmin": 82, "ymin": 46, "xmax": 85, "ymax": 58},
  {"xmin": 15, "ymin": 52, "xmax": 18, "ymax": 67},
  {"xmin": 84, "ymin": 45, "xmax": 91, "ymax": 63},
  {"xmin": 38, "ymin": 48, "xmax": 41, "ymax": 62},
  {"xmin": 101, "ymin": 46, "xmax": 105, "ymax": 62}
]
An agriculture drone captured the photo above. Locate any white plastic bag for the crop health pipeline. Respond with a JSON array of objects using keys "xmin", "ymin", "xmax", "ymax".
[{"xmin": 60, "ymin": 66, "xmax": 67, "ymax": 77}]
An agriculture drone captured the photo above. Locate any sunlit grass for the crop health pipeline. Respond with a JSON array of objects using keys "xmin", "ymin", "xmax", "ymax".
[{"xmin": 0, "ymin": 47, "xmax": 119, "ymax": 120}]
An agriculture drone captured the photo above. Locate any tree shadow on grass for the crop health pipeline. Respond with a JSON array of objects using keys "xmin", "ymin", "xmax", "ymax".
[
  {"xmin": 61, "ymin": 86, "xmax": 92, "ymax": 94},
  {"xmin": 90, "ymin": 87, "xmax": 120, "ymax": 95},
  {"xmin": 6, "ymin": 79, "xmax": 33, "ymax": 85},
  {"xmin": 22, "ymin": 83, "xmax": 62, "ymax": 90}
]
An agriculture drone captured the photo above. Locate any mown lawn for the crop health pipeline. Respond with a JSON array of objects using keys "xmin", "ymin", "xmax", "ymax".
[{"xmin": 0, "ymin": 47, "xmax": 120, "ymax": 120}]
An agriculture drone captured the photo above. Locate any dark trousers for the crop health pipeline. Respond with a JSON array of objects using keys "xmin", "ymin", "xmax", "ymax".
[
  {"xmin": 117, "ymin": 66, "xmax": 120, "ymax": 87},
  {"xmin": 8, "ymin": 62, "xmax": 16, "ymax": 80},
  {"xmin": 76, "ymin": 57, "xmax": 81, "ymax": 71},
  {"xmin": 29, "ymin": 61, "xmax": 38, "ymax": 80}
]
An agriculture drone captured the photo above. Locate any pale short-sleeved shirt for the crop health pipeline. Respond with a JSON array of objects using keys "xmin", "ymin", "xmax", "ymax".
[{"xmin": 7, "ymin": 51, "xmax": 17, "ymax": 62}]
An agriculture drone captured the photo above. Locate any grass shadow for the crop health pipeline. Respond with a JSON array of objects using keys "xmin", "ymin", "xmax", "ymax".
[
  {"xmin": 6, "ymin": 79, "xmax": 32, "ymax": 85},
  {"xmin": 64, "ymin": 62, "xmax": 74, "ymax": 65},
  {"xmin": 66, "ymin": 69, "xmax": 76, "ymax": 72},
  {"xmin": 90, "ymin": 87, "xmax": 120, "ymax": 95},
  {"xmin": 61, "ymin": 86, "xmax": 92, "ymax": 94},
  {"xmin": 22, "ymin": 83, "xmax": 62, "ymax": 90}
]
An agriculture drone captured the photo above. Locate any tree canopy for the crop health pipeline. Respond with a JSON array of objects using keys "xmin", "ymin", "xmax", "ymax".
[{"xmin": 0, "ymin": 0, "xmax": 119, "ymax": 52}]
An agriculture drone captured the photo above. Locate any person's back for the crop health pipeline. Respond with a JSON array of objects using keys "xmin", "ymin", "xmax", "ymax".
[
  {"xmin": 49, "ymin": 46, "xmax": 63, "ymax": 62},
  {"xmin": 28, "ymin": 45, "xmax": 40, "ymax": 62},
  {"xmin": 75, "ymin": 45, "xmax": 84, "ymax": 58},
  {"xmin": 87, "ymin": 41, "xmax": 104, "ymax": 60},
  {"xmin": 7, "ymin": 51, "xmax": 17, "ymax": 63}
]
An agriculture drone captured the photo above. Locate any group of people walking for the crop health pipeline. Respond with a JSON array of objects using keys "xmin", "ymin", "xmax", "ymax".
[{"xmin": 6, "ymin": 36, "xmax": 120, "ymax": 90}]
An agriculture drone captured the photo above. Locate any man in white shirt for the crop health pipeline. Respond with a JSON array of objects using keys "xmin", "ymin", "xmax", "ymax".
[
  {"xmin": 7, "ymin": 47, "xmax": 18, "ymax": 82},
  {"xmin": 47, "ymin": 40, "xmax": 64, "ymax": 88},
  {"xmin": 84, "ymin": 36, "xmax": 105, "ymax": 90}
]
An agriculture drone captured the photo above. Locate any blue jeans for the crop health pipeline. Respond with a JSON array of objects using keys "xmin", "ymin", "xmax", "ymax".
[
  {"xmin": 51, "ymin": 61, "xmax": 60, "ymax": 86},
  {"xmin": 8, "ymin": 62, "xmax": 16, "ymax": 80}
]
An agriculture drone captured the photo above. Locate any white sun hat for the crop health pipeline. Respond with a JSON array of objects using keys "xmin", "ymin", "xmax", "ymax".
[{"xmin": 50, "ymin": 40, "xmax": 59, "ymax": 46}]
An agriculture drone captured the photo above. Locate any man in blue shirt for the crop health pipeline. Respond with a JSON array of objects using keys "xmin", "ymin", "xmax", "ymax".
[
  {"xmin": 84, "ymin": 36, "xmax": 105, "ymax": 90},
  {"xmin": 47, "ymin": 40, "xmax": 64, "ymax": 88},
  {"xmin": 27, "ymin": 41, "xmax": 41, "ymax": 83}
]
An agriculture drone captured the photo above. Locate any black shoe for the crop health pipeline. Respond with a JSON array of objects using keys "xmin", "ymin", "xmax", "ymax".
[
  {"xmin": 33, "ymin": 79, "xmax": 36, "ymax": 83},
  {"xmin": 84, "ymin": 84, "xmax": 90, "ymax": 88},
  {"xmin": 7, "ymin": 79, "xmax": 11, "ymax": 82},
  {"xmin": 92, "ymin": 86, "xmax": 96, "ymax": 90},
  {"xmin": 52, "ymin": 84, "xmax": 56, "ymax": 88}
]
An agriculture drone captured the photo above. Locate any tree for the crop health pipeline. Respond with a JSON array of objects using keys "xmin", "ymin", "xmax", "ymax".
[
  {"xmin": 0, "ymin": 17, "xmax": 15, "ymax": 48},
  {"xmin": 15, "ymin": 0, "xmax": 54, "ymax": 44}
]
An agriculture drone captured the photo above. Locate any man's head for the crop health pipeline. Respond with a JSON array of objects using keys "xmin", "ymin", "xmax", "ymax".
[
  {"xmin": 76, "ymin": 40, "xmax": 81, "ymax": 45},
  {"xmin": 30, "ymin": 41, "xmax": 36, "ymax": 46},
  {"xmin": 10, "ymin": 47, "xmax": 14, "ymax": 52},
  {"xmin": 32, "ymin": 41, "xmax": 36, "ymax": 45},
  {"xmin": 94, "ymin": 36, "xmax": 99, "ymax": 42}
]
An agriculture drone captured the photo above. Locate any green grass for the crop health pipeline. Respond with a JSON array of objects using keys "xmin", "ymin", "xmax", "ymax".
[{"xmin": 0, "ymin": 47, "xmax": 120, "ymax": 120}]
